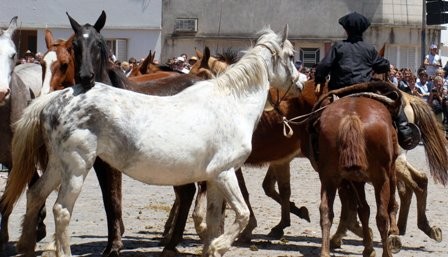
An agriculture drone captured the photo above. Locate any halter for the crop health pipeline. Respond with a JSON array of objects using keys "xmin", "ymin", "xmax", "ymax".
[{"xmin": 257, "ymin": 42, "xmax": 298, "ymax": 127}]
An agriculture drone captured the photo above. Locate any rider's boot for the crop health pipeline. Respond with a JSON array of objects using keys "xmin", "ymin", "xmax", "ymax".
[{"xmin": 395, "ymin": 107, "xmax": 420, "ymax": 150}]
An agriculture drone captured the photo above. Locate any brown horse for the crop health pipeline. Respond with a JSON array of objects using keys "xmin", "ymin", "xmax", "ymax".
[
  {"xmin": 313, "ymin": 95, "xmax": 400, "ymax": 257},
  {"xmin": 128, "ymin": 50, "xmax": 179, "ymax": 77},
  {"xmin": 41, "ymin": 29, "xmax": 75, "ymax": 94}
]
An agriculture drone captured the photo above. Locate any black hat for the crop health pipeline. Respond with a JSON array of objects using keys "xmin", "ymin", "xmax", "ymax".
[{"xmin": 338, "ymin": 12, "xmax": 371, "ymax": 35}]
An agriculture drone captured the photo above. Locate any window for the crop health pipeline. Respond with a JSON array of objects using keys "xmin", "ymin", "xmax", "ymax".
[
  {"xmin": 298, "ymin": 48, "xmax": 320, "ymax": 68},
  {"xmin": 106, "ymin": 39, "xmax": 128, "ymax": 62},
  {"xmin": 175, "ymin": 18, "xmax": 198, "ymax": 33}
]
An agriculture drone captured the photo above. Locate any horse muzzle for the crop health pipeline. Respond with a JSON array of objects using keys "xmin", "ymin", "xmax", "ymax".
[{"xmin": 0, "ymin": 87, "xmax": 11, "ymax": 105}]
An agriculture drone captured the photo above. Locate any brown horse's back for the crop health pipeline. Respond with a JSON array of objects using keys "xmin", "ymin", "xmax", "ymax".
[{"xmin": 318, "ymin": 97, "xmax": 398, "ymax": 181}]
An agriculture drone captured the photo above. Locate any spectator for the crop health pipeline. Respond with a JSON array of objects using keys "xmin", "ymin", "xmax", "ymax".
[
  {"xmin": 424, "ymin": 44, "xmax": 442, "ymax": 79},
  {"xmin": 428, "ymin": 75, "xmax": 445, "ymax": 123},
  {"xmin": 188, "ymin": 56, "xmax": 198, "ymax": 66},
  {"xmin": 34, "ymin": 52, "xmax": 43, "ymax": 64},
  {"xmin": 388, "ymin": 64, "xmax": 398, "ymax": 86},
  {"xmin": 398, "ymin": 68, "xmax": 413, "ymax": 93},
  {"xmin": 128, "ymin": 57, "xmax": 137, "ymax": 69},
  {"xmin": 24, "ymin": 50, "xmax": 34, "ymax": 63},
  {"xmin": 416, "ymin": 69, "xmax": 432, "ymax": 101},
  {"xmin": 120, "ymin": 61, "xmax": 132, "ymax": 77},
  {"xmin": 294, "ymin": 60, "xmax": 308, "ymax": 84}
]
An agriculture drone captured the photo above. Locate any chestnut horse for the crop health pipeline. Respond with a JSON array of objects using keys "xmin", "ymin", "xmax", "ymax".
[
  {"xmin": 313, "ymin": 94, "xmax": 400, "ymax": 257},
  {"xmin": 128, "ymin": 50, "xmax": 177, "ymax": 77}
]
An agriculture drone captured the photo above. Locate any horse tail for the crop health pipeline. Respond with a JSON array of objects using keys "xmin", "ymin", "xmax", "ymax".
[
  {"xmin": 409, "ymin": 97, "xmax": 448, "ymax": 185},
  {"xmin": 338, "ymin": 114, "xmax": 368, "ymax": 172},
  {"xmin": 0, "ymin": 92, "xmax": 59, "ymax": 214}
]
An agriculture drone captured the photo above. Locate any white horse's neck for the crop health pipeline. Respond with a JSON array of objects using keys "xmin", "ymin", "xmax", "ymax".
[{"xmin": 209, "ymin": 45, "xmax": 274, "ymax": 131}]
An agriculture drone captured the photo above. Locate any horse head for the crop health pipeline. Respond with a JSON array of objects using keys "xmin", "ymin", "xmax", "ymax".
[
  {"xmin": 255, "ymin": 25, "xmax": 301, "ymax": 93},
  {"xmin": 67, "ymin": 10, "xmax": 110, "ymax": 89},
  {"xmin": 0, "ymin": 16, "xmax": 18, "ymax": 104},
  {"xmin": 41, "ymin": 29, "xmax": 76, "ymax": 94}
]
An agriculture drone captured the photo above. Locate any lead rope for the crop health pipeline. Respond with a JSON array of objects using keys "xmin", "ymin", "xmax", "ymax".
[{"xmin": 281, "ymin": 105, "xmax": 328, "ymax": 138}]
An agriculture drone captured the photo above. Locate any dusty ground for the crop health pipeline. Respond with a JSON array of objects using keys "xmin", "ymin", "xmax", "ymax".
[{"xmin": 1, "ymin": 145, "xmax": 448, "ymax": 257}]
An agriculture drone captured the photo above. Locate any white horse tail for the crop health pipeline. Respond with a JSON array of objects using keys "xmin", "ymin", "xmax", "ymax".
[{"xmin": 0, "ymin": 92, "xmax": 61, "ymax": 214}]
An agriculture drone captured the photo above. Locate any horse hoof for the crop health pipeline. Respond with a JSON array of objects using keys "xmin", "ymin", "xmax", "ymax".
[
  {"xmin": 161, "ymin": 248, "xmax": 179, "ymax": 257},
  {"xmin": 36, "ymin": 224, "xmax": 47, "ymax": 242},
  {"xmin": 298, "ymin": 206, "xmax": 311, "ymax": 222},
  {"xmin": 362, "ymin": 247, "xmax": 376, "ymax": 257},
  {"xmin": 237, "ymin": 232, "xmax": 252, "ymax": 244},
  {"xmin": 330, "ymin": 238, "xmax": 342, "ymax": 249},
  {"xmin": 267, "ymin": 227, "xmax": 284, "ymax": 239},
  {"xmin": 387, "ymin": 235, "xmax": 402, "ymax": 254},
  {"xmin": 41, "ymin": 250, "xmax": 57, "ymax": 257},
  {"xmin": 102, "ymin": 243, "xmax": 123, "ymax": 257},
  {"xmin": 430, "ymin": 226, "xmax": 442, "ymax": 242}
]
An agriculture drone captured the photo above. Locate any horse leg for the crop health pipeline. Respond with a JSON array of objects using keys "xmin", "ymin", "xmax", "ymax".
[
  {"xmin": 373, "ymin": 176, "xmax": 394, "ymax": 257},
  {"xmin": 350, "ymin": 182, "xmax": 375, "ymax": 257},
  {"xmin": 161, "ymin": 188, "xmax": 180, "ymax": 245},
  {"xmin": 264, "ymin": 162, "xmax": 290, "ymax": 239},
  {"xmin": 395, "ymin": 158, "xmax": 412, "ymax": 235},
  {"xmin": 29, "ymin": 170, "xmax": 47, "ymax": 243},
  {"xmin": 193, "ymin": 181, "xmax": 208, "ymax": 241},
  {"xmin": 388, "ymin": 166, "xmax": 401, "ymax": 254},
  {"xmin": 205, "ymin": 168, "xmax": 250, "ymax": 257},
  {"xmin": 235, "ymin": 168, "xmax": 257, "ymax": 243},
  {"xmin": 17, "ymin": 160, "xmax": 61, "ymax": 256},
  {"xmin": 93, "ymin": 158, "xmax": 124, "ymax": 257},
  {"xmin": 319, "ymin": 179, "xmax": 337, "ymax": 257},
  {"xmin": 161, "ymin": 183, "xmax": 196, "ymax": 257},
  {"xmin": 398, "ymin": 161, "xmax": 442, "ymax": 241},
  {"xmin": 330, "ymin": 180, "xmax": 367, "ymax": 249},
  {"xmin": 52, "ymin": 167, "xmax": 90, "ymax": 257}
]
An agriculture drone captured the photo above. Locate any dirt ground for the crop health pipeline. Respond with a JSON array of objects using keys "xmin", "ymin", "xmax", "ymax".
[{"xmin": 1, "ymin": 145, "xmax": 448, "ymax": 257}]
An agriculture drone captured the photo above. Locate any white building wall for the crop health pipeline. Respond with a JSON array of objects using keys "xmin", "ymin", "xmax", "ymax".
[{"xmin": 0, "ymin": 0, "xmax": 162, "ymax": 61}]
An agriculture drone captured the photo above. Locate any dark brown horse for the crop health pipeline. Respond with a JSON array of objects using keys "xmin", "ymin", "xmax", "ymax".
[
  {"xmin": 313, "ymin": 95, "xmax": 400, "ymax": 257},
  {"xmin": 39, "ymin": 12, "xmax": 201, "ymax": 257}
]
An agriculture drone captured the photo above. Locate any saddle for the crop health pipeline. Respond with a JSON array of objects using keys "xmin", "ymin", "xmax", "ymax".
[{"xmin": 307, "ymin": 81, "xmax": 420, "ymax": 165}]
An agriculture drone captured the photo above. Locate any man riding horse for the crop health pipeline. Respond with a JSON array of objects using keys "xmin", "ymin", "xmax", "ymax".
[{"xmin": 314, "ymin": 11, "xmax": 418, "ymax": 150}]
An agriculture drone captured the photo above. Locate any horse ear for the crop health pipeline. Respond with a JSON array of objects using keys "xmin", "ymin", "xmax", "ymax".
[
  {"xmin": 4, "ymin": 16, "xmax": 18, "ymax": 37},
  {"xmin": 195, "ymin": 48, "xmax": 203, "ymax": 59},
  {"xmin": 281, "ymin": 24, "xmax": 289, "ymax": 43},
  {"xmin": 66, "ymin": 12, "xmax": 81, "ymax": 34},
  {"xmin": 200, "ymin": 47, "xmax": 211, "ymax": 69},
  {"xmin": 151, "ymin": 50, "xmax": 156, "ymax": 61},
  {"xmin": 45, "ymin": 29, "xmax": 54, "ymax": 50},
  {"xmin": 94, "ymin": 10, "xmax": 107, "ymax": 32}
]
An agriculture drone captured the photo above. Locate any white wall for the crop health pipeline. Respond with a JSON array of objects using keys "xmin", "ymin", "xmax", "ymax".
[{"xmin": 0, "ymin": 0, "xmax": 162, "ymax": 61}]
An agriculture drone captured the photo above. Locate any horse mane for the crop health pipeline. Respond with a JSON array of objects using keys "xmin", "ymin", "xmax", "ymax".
[
  {"xmin": 213, "ymin": 28, "xmax": 286, "ymax": 94},
  {"xmin": 215, "ymin": 48, "xmax": 240, "ymax": 65}
]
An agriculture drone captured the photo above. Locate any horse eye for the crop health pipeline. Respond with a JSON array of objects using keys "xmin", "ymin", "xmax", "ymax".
[{"xmin": 10, "ymin": 53, "xmax": 16, "ymax": 60}]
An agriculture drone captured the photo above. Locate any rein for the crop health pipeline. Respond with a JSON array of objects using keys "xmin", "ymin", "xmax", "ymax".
[{"xmin": 280, "ymin": 90, "xmax": 398, "ymax": 138}]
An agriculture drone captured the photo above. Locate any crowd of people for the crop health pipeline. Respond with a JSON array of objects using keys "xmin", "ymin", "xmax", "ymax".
[{"xmin": 388, "ymin": 44, "xmax": 448, "ymax": 125}]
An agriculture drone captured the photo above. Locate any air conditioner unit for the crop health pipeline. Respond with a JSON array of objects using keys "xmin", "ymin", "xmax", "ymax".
[{"xmin": 175, "ymin": 18, "xmax": 198, "ymax": 32}]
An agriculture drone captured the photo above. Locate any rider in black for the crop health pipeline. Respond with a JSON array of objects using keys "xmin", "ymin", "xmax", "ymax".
[{"xmin": 315, "ymin": 11, "xmax": 416, "ymax": 150}]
